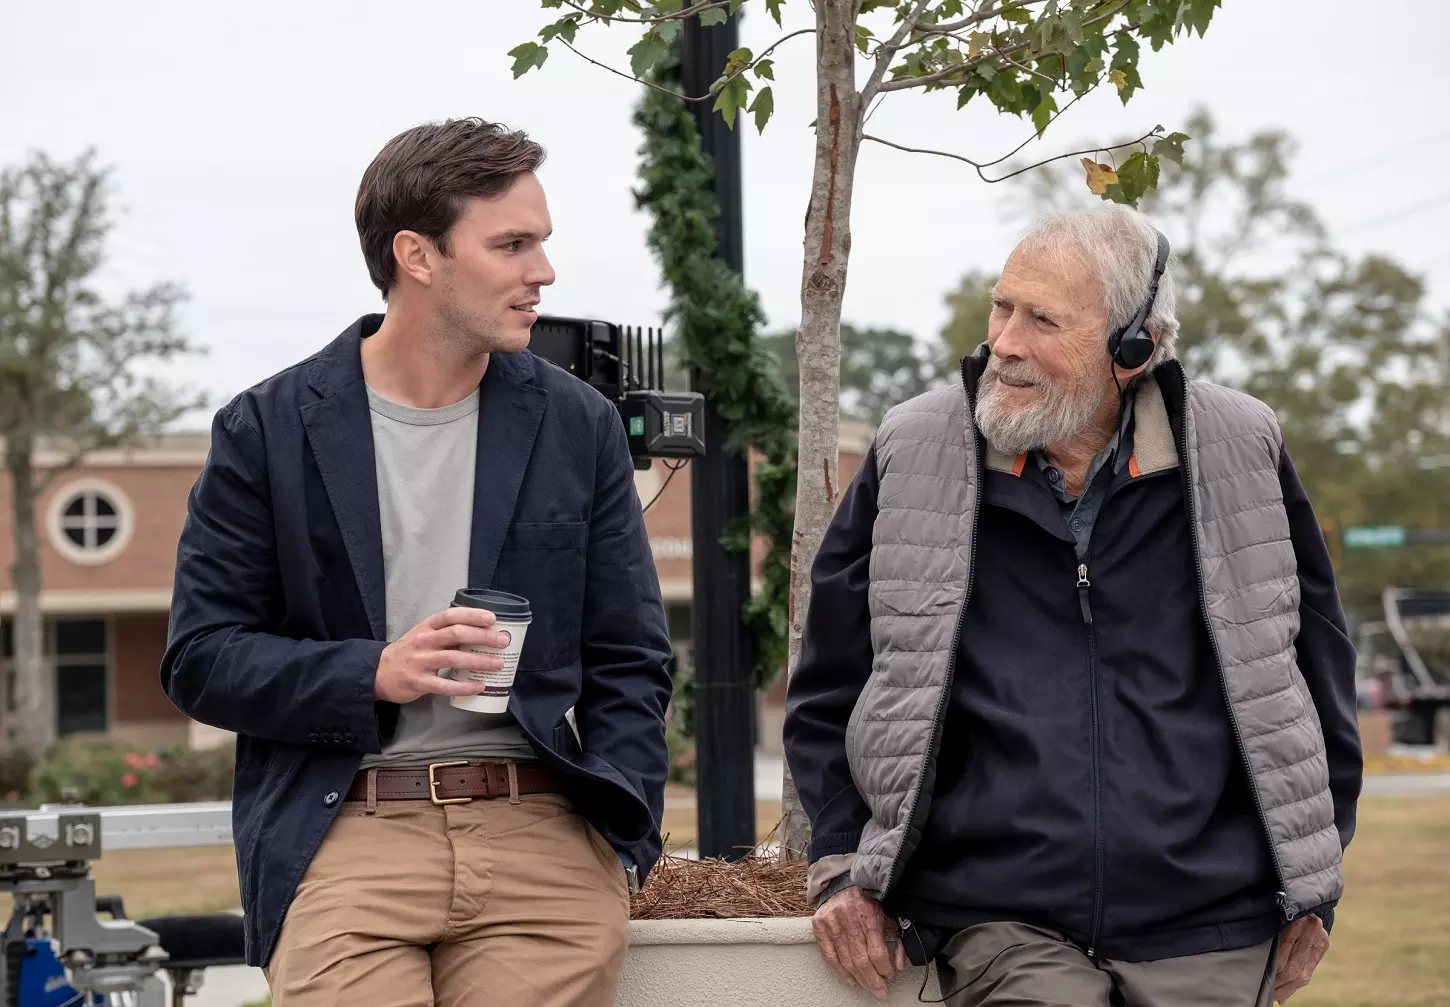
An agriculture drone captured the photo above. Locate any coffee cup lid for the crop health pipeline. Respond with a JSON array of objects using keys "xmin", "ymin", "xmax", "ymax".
[{"xmin": 453, "ymin": 588, "xmax": 531, "ymax": 621}]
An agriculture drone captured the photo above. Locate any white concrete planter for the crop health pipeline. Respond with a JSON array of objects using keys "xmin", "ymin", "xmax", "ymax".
[{"xmin": 616, "ymin": 917, "xmax": 941, "ymax": 1006}]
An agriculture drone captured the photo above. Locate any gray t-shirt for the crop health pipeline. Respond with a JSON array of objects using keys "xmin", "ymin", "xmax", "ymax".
[{"xmin": 358, "ymin": 384, "xmax": 536, "ymax": 769}]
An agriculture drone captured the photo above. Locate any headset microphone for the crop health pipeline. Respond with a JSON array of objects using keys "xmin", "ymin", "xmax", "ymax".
[{"xmin": 1107, "ymin": 230, "xmax": 1170, "ymax": 371}]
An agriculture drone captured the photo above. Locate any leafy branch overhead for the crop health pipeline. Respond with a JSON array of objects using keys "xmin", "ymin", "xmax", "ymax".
[{"xmin": 512, "ymin": 0, "xmax": 1220, "ymax": 203}]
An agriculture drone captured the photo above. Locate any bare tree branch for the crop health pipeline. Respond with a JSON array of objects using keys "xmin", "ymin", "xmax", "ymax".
[
  {"xmin": 992, "ymin": 47, "xmax": 1063, "ymax": 89},
  {"xmin": 558, "ymin": 29, "xmax": 813, "ymax": 103},
  {"xmin": 555, "ymin": 0, "xmax": 741, "ymax": 25},
  {"xmin": 860, "ymin": 0, "xmax": 933, "ymax": 107},
  {"xmin": 972, "ymin": 82, "xmax": 1101, "ymax": 169},
  {"xmin": 862, "ymin": 124, "xmax": 1163, "ymax": 184},
  {"xmin": 1084, "ymin": 0, "xmax": 1135, "ymax": 31}
]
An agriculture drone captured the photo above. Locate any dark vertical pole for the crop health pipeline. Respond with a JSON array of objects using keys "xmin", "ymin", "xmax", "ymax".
[{"xmin": 681, "ymin": 11, "xmax": 756, "ymax": 861}]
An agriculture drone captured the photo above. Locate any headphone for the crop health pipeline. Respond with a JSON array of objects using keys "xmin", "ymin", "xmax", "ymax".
[{"xmin": 1107, "ymin": 229, "xmax": 1171, "ymax": 371}]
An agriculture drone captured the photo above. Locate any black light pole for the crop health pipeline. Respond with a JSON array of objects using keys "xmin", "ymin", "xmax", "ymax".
[{"xmin": 681, "ymin": 10, "xmax": 756, "ymax": 861}]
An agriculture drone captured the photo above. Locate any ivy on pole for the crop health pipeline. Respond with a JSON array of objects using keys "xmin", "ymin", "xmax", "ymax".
[{"xmin": 633, "ymin": 48, "xmax": 798, "ymax": 690}]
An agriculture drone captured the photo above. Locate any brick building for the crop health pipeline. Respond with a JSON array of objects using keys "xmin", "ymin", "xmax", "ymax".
[{"xmin": 0, "ymin": 422, "xmax": 873, "ymax": 749}]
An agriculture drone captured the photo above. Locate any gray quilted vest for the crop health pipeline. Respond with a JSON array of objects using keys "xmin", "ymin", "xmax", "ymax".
[{"xmin": 844, "ymin": 369, "xmax": 1342, "ymax": 923}]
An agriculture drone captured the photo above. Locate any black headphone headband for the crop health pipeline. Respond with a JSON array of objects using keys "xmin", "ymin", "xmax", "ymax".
[{"xmin": 1108, "ymin": 229, "xmax": 1170, "ymax": 371}]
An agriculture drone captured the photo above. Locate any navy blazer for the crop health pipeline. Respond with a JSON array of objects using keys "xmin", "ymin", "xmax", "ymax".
[{"xmin": 162, "ymin": 314, "xmax": 674, "ymax": 967}]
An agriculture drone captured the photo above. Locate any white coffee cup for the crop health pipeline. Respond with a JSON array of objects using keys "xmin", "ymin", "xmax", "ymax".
[{"xmin": 445, "ymin": 588, "xmax": 532, "ymax": 714}]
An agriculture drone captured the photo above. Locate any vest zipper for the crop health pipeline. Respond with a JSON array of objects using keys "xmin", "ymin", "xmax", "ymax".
[
  {"xmin": 1077, "ymin": 562, "xmax": 1106, "ymax": 959},
  {"xmin": 1177, "ymin": 387, "xmax": 1291, "ymax": 924},
  {"xmin": 881, "ymin": 361, "xmax": 982, "ymax": 901}
]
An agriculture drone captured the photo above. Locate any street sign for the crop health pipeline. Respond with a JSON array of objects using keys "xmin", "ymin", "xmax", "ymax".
[{"xmin": 1344, "ymin": 525, "xmax": 1407, "ymax": 548}]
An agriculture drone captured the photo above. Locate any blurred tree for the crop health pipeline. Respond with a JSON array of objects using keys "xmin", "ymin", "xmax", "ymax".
[
  {"xmin": 761, "ymin": 323, "xmax": 940, "ymax": 426},
  {"xmin": 938, "ymin": 108, "xmax": 1450, "ymax": 619},
  {"xmin": 940, "ymin": 269, "xmax": 997, "ymax": 368},
  {"xmin": 0, "ymin": 150, "xmax": 203, "ymax": 752}
]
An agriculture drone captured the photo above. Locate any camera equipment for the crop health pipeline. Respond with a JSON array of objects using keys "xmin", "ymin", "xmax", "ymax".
[
  {"xmin": 0, "ymin": 800, "xmax": 242, "ymax": 1006},
  {"xmin": 528, "ymin": 316, "xmax": 706, "ymax": 470}
]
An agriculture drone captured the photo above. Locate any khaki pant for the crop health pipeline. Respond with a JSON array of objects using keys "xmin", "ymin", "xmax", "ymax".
[
  {"xmin": 937, "ymin": 922, "xmax": 1276, "ymax": 1007},
  {"xmin": 265, "ymin": 791, "xmax": 631, "ymax": 1006}
]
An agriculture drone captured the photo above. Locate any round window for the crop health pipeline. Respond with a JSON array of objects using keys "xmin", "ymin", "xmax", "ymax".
[{"xmin": 48, "ymin": 480, "xmax": 133, "ymax": 565}]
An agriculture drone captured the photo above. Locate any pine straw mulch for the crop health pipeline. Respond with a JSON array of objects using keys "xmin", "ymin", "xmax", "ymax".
[{"xmin": 628, "ymin": 831, "xmax": 812, "ymax": 920}]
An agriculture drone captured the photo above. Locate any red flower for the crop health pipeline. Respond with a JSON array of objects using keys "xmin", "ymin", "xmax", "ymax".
[
  {"xmin": 143, "ymin": 752, "xmax": 159, "ymax": 769},
  {"xmin": 121, "ymin": 772, "xmax": 138, "ymax": 789},
  {"xmin": 125, "ymin": 753, "xmax": 144, "ymax": 769}
]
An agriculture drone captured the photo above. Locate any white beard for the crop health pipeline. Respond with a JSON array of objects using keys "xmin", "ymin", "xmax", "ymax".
[{"xmin": 974, "ymin": 357, "xmax": 1103, "ymax": 456}]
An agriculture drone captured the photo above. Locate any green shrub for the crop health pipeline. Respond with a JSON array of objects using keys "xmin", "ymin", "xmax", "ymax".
[
  {"xmin": 27, "ymin": 738, "xmax": 236, "ymax": 806},
  {"xmin": 666, "ymin": 721, "xmax": 696, "ymax": 787},
  {"xmin": 152, "ymin": 742, "xmax": 235, "ymax": 802},
  {"xmin": 29, "ymin": 738, "xmax": 167, "ymax": 806},
  {"xmin": 0, "ymin": 747, "xmax": 37, "ymax": 803},
  {"xmin": 665, "ymin": 662, "xmax": 696, "ymax": 786}
]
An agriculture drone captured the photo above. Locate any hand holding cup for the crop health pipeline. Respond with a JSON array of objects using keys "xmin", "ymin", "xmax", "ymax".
[{"xmin": 373, "ymin": 605, "xmax": 513, "ymax": 705}]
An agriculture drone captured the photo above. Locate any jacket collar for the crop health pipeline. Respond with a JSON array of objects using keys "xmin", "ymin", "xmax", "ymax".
[{"xmin": 300, "ymin": 314, "xmax": 547, "ymax": 641}]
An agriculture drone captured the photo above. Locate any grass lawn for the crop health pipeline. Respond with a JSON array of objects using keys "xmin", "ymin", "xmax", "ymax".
[
  {"xmin": 0, "ymin": 843, "xmax": 241, "ymax": 922},
  {"xmin": 6, "ymin": 794, "xmax": 1444, "ymax": 1006},
  {"xmin": 1295, "ymin": 792, "xmax": 1450, "ymax": 1007}
]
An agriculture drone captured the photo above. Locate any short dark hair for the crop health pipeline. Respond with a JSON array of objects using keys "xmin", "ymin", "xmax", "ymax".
[{"xmin": 355, "ymin": 118, "xmax": 547, "ymax": 297}]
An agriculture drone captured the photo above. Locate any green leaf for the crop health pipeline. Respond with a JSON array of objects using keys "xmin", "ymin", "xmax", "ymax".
[
  {"xmin": 727, "ymin": 47, "xmax": 753, "ymax": 65},
  {"xmin": 999, "ymin": 3, "xmax": 1032, "ymax": 24},
  {"xmin": 628, "ymin": 32, "xmax": 670, "ymax": 78},
  {"xmin": 1060, "ymin": 9, "xmax": 1085, "ymax": 41},
  {"xmin": 1186, "ymin": 0, "xmax": 1222, "ymax": 36},
  {"xmin": 765, "ymin": 0, "xmax": 784, "ymax": 27},
  {"xmin": 1111, "ymin": 32, "xmax": 1140, "ymax": 68},
  {"xmin": 1114, "ymin": 64, "xmax": 1143, "ymax": 103},
  {"xmin": 856, "ymin": 24, "xmax": 875, "ymax": 53},
  {"xmin": 1151, "ymin": 130, "xmax": 1190, "ymax": 164},
  {"xmin": 1031, "ymin": 92, "xmax": 1057, "ymax": 137},
  {"xmin": 754, "ymin": 57, "xmax": 775, "ymax": 80},
  {"xmin": 1102, "ymin": 150, "xmax": 1160, "ymax": 204},
  {"xmin": 538, "ymin": 15, "xmax": 580, "ymax": 45},
  {"xmin": 729, "ymin": 0, "xmax": 746, "ymax": 12},
  {"xmin": 507, "ymin": 42, "xmax": 549, "ymax": 78},
  {"xmin": 749, "ymin": 85, "xmax": 774, "ymax": 133},
  {"xmin": 1110, "ymin": 34, "xmax": 1142, "ymax": 102},
  {"xmin": 697, "ymin": 4, "xmax": 728, "ymax": 26},
  {"xmin": 712, "ymin": 75, "xmax": 750, "ymax": 129}
]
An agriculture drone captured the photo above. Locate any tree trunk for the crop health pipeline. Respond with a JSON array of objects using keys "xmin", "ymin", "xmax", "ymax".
[
  {"xmin": 779, "ymin": 0, "xmax": 863, "ymax": 863},
  {"xmin": 6, "ymin": 437, "xmax": 54, "ymax": 754}
]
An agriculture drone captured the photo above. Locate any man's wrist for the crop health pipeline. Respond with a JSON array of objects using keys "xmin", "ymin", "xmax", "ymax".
[{"xmin": 815, "ymin": 872, "xmax": 856, "ymax": 909}]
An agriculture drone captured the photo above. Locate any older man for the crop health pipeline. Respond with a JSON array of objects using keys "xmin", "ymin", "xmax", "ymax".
[{"xmin": 783, "ymin": 206, "xmax": 1361, "ymax": 1007}]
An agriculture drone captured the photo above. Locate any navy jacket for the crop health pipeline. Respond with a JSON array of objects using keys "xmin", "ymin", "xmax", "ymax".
[
  {"xmin": 785, "ymin": 360, "xmax": 1361, "ymax": 963},
  {"xmin": 162, "ymin": 314, "xmax": 674, "ymax": 967}
]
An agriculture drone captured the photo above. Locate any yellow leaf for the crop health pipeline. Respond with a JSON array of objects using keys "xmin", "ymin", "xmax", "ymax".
[
  {"xmin": 1081, "ymin": 157, "xmax": 1118, "ymax": 196},
  {"xmin": 968, "ymin": 32, "xmax": 986, "ymax": 58},
  {"xmin": 1109, "ymin": 68, "xmax": 1128, "ymax": 93}
]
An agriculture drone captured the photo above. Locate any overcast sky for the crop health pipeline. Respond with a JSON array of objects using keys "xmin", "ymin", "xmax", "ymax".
[{"xmin": 5, "ymin": 0, "xmax": 1448, "ymax": 424}]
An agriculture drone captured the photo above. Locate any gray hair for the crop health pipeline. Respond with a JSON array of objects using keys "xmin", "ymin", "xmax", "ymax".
[{"xmin": 1013, "ymin": 205, "xmax": 1180, "ymax": 371}]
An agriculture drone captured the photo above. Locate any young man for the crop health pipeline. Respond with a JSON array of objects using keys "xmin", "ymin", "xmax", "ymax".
[{"xmin": 163, "ymin": 118, "xmax": 673, "ymax": 1006}]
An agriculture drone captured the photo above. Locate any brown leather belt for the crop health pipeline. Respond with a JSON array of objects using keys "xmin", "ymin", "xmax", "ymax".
[{"xmin": 345, "ymin": 761, "xmax": 566, "ymax": 805}]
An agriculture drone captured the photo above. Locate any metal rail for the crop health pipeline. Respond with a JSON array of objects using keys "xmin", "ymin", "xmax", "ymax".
[{"xmin": 32, "ymin": 801, "xmax": 233, "ymax": 851}]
